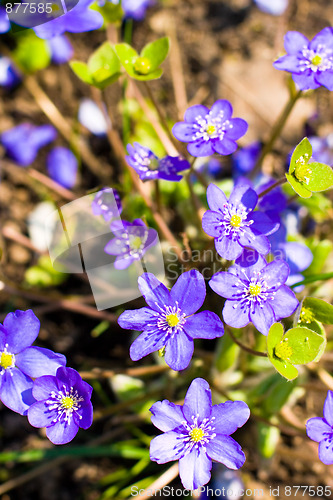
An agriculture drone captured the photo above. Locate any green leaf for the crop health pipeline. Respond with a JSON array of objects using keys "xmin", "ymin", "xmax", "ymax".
[
  {"xmin": 283, "ymin": 327, "xmax": 326, "ymax": 365},
  {"xmin": 114, "ymin": 43, "xmax": 138, "ymax": 74},
  {"xmin": 14, "ymin": 36, "xmax": 50, "ymax": 73},
  {"xmin": 289, "ymin": 137, "xmax": 312, "ymax": 175},
  {"xmin": 267, "ymin": 323, "xmax": 299, "ymax": 380},
  {"xmin": 88, "ymin": 42, "xmax": 121, "ymax": 83},
  {"xmin": 306, "ymin": 162, "xmax": 333, "ymax": 192},
  {"xmin": 258, "ymin": 423, "xmax": 280, "ymax": 459},
  {"xmin": 70, "ymin": 61, "xmax": 94, "ymax": 85},
  {"xmin": 269, "ymin": 356, "xmax": 299, "ymax": 381},
  {"xmin": 304, "ymin": 238, "xmax": 333, "ymax": 275},
  {"xmin": 302, "ymin": 297, "xmax": 333, "ymax": 324},
  {"xmin": 141, "ymin": 37, "xmax": 170, "ymax": 71},
  {"xmin": 267, "ymin": 322, "xmax": 284, "ymax": 356},
  {"xmin": 285, "ymin": 173, "xmax": 312, "ymax": 198}
]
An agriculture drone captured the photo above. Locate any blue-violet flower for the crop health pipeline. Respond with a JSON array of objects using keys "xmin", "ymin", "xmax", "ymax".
[
  {"xmin": 306, "ymin": 390, "xmax": 333, "ymax": 465},
  {"xmin": 47, "ymin": 147, "xmax": 78, "ymax": 189},
  {"xmin": 92, "ymin": 188, "xmax": 122, "ymax": 222}
]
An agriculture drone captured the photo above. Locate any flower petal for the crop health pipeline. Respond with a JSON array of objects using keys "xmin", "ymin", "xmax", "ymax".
[
  {"xmin": 210, "ymin": 100, "xmax": 233, "ymax": 120},
  {"xmin": 184, "ymin": 311, "xmax": 224, "ymax": 339},
  {"xmin": 306, "ymin": 417, "xmax": 332, "ymax": 442},
  {"xmin": 187, "ymin": 140, "xmax": 215, "ymax": 157},
  {"xmin": 183, "ymin": 378, "xmax": 212, "ymax": 424},
  {"xmin": 206, "ymin": 434, "xmax": 246, "ymax": 469},
  {"xmin": 284, "ymin": 31, "xmax": 309, "ymax": 54},
  {"xmin": 318, "ymin": 439, "xmax": 333, "ymax": 465},
  {"xmin": 215, "ymin": 235, "xmax": 243, "ymax": 261},
  {"xmin": 250, "ymin": 211, "xmax": 279, "ymax": 236},
  {"xmin": 206, "ymin": 183, "xmax": 228, "ymax": 212},
  {"xmin": 209, "ymin": 272, "xmax": 242, "ymax": 300},
  {"xmin": 309, "ymin": 27, "xmax": 333, "ymax": 52},
  {"xmin": 273, "ymin": 54, "xmax": 302, "ymax": 72},
  {"xmin": 150, "ymin": 431, "xmax": 185, "ymax": 464},
  {"xmin": 292, "ymin": 70, "xmax": 320, "ymax": 91},
  {"xmin": 0, "ymin": 367, "xmax": 34, "ymax": 415},
  {"xmin": 239, "ymin": 229, "xmax": 270, "ymax": 256},
  {"xmin": 323, "ymin": 391, "xmax": 333, "ymax": 427},
  {"xmin": 32, "ymin": 375, "xmax": 58, "ymax": 400},
  {"xmin": 76, "ymin": 401, "xmax": 93, "ymax": 429},
  {"xmin": 271, "ymin": 286, "xmax": 298, "ymax": 319},
  {"xmin": 184, "ymin": 105, "xmax": 209, "ymax": 124},
  {"xmin": 130, "ymin": 328, "xmax": 166, "ymax": 361},
  {"xmin": 261, "ymin": 260, "xmax": 290, "ymax": 288},
  {"xmin": 250, "ymin": 302, "xmax": 275, "ymax": 335},
  {"xmin": 46, "ymin": 418, "xmax": 79, "ymax": 445},
  {"xmin": 170, "ymin": 269, "xmax": 206, "ymax": 315},
  {"xmin": 225, "ymin": 118, "xmax": 248, "ymax": 140},
  {"xmin": 150, "ymin": 400, "xmax": 185, "ymax": 432},
  {"xmin": 316, "ymin": 71, "xmax": 333, "ymax": 91},
  {"xmin": 28, "ymin": 401, "xmax": 57, "ymax": 428},
  {"xmin": 229, "ymin": 183, "xmax": 258, "ymax": 211},
  {"xmin": 3, "ymin": 310, "xmax": 40, "ymax": 353},
  {"xmin": 138, "ymin": 273, "xmax": 171, "ymax": 311},
  {"xmin": 211, "ymin": 400, "xmax": 250, "ymax": 435},
  {"xmin": 202, "ymin": 210, "xmax": 224, "ymax": 237},
  {"xmin": 118, "ymin": 307, "xmax": 158, "ymax": 330},
  {"xmin": 165, "ymin": 330, "xmax": 194, "ymax": 371},
  {"xmin": 15, "ymin": 347, "xmax": 66, "ymax": 378},
  {"xmin": 179, "ymin": 448, "xmax": 212, "ymax": 491},
  {"xmin": 212, "ymin": 137, "xmax": 238, "ymax": 156},
  {"xmin": 223, "ymin": 300, "xmax": 250, "ymax": 329},
  {"xmin": 172, "ymin": 123, "xmax": 196, "ymax": 142}
]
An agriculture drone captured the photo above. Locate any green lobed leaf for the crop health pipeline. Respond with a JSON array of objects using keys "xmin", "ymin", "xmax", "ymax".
[
  {"xmin": 114, "ymin": 43, "xmax": 139, "ymax": 74},
  {"xmin": 289, "ymin": 137, "xmax": 312, "ymax": 175},
  {"xmin": 285, "ymin": 173, "xmax": 312, "ymax": 198},
  {"xmin": 141, "ymin": 37, "xmax": 170, "ymax": 71},
  {"xmin": 283, "ymin": 326, "xmax": 326, "ymax": 365},
  {"xmin": 88, "ymin": 42, "xmax": 121, "ymax": 81},
  {"xmin": 306, "ymin": 162, "xmax": 333, "ymax": 192},
  {"xmin": 302, "ymin": 297, "xmax": 333, "ymax": 324},
  {"xmin": 70, "ymin": 61, "xmax": 94, "ymax": 85},
  {"xmin": 267, "ymin": 323, "xmax": 299, "ymax": 380},
  {"xmin": 258, "ymin": 423, "xmax": 280, "ymax": 459},
  {"xmin": 269, "ymin": 355, "xmax": 299, "ymax": 381},
  {"xmin": 14, "ymin": 36, "xmax": 51, "ymax": 73},
  {"xmin": 267, "ymin": 322, "xmax": 284, "ymax": 357}
]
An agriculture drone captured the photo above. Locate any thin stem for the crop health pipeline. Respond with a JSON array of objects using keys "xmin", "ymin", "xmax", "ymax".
[
  {"xmin": 226, "ymin": 327, "xmax": 267, "ymax": 357},
  {"xmin": 154, "ymin": 179, "xmax": 162, "ymax": 214},
  {"xmin": 252, "ymin": 90, "xmax": 302, "ymax": 176},
  {"xmin": 258, "ymin": 177, "xmax": 287, "ymax": 198}
]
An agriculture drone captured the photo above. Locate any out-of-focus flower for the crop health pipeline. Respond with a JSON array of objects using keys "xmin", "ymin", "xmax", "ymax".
[
  {"xmin": 126, "ymin": 143, "xmax": 190, "ymax": 181},
  {"xmin": 47, "ymin": 35, "xmax": 73, "ymax": 64},
  {"xmin": 274, "ymin": 28, "xmax": 333, "ymax": 91},
  {"xmin": 232, "ymin": 142, "xmax": 261, "ymax": 177},
  {"xmin": 33, "ymin": 0, "xmax": 103, "ymax": 39},
  {"xmin": 0, "ymin": 7, "xmax": 10, "ymax": 33},
  {"xmin": 122, "ymin": 0, "xmax": 155, "ymax": 20},
  {"xmin": 28, "ymin": 367, "xmax": 93, "ymax": 445},
  {"xmin": 0, "ymin": 310, "xmax": 66, "ymax": 415},
  {"xmin": 0, "ymin": 56, "xmax": 21, "ymax": 88},
  {"xmin": 1, "ymin": 123, "xmax": 57, "ymax": 166},
  {"xmin": 202, "ymin": 182, "xmax": 278, "ymax": 260},
  {"xmin": 172, "ymin": 100, "xmax": 248, "ymax": 157},
  {"xmin": 254, "ymin": 0, "xmax": 288, "ymax": 16},
  {"xmin": 92, "ymin": 188, "xmax": 122, "ymax": 221},
  {"xmin": 105, "ymin": 219, "xmax": 157, "ymax": 270},
  {"xmin": 309, "ymin": 135, "xmax": 333, "ymax": 166},
  {"xmin": 209, "ymin": 249, "xmax": 299, "ymax": 335},
  {"xmin": 78, "ymin": 99, "xmax": 109, "ymax": 136},
  {"xmin": 118, "ymin": 270, "xmax": 224, "ymax": 371},
  {"xmin": 306, "ymin": 390, "xmax": 333, "ymax": 465},
  {"xmin": 47, "ymin": 147, "xmax": 78, "ymax": 189},
  {"xmin": 150, "ymin": 378, "xmax": 250, "ymax": 490}
]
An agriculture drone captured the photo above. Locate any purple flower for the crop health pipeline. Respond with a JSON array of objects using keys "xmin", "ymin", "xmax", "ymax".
[
  {"xmin": 122, "ymin": 0, "xmax": 155, "ymax": 20},
  {"xmin": 172, "ymin": 100, "xmax": 248, "ymax": 158},
  {"xmin": 105, "ymin": 219, "xmax": 158, "ymax": 270},
  {"xmin": 273, "ymin": 28, "xmax": 333, "ymax": 91},
  {"xmin": 232, "ymin": 142, "xmax": 261, "ymax": 177},
  {"xmin": 1, "ymin": 123, "xmax": 56, "ymax": 167},
  {"xmin": 209, "ymin": 250, "xmax": 299, "ymax": 335},
  {"xmin": 118, "ymin": 271, "xmax": 224, "ymax": 371},
  {"xmin": 33, "ymin": 0, "xmax": 103, "ymax": 39},
  {"xmin": 202, "ymin": 182, "xmax": 279, "ymax": 261},
  {"xmin": 126, "ymin": 143, "xmax": 190, "ymax": 181},
  {"xmin": 0, "ymin": 310, "xmax": 66, "ymax": 415},
  {"xmin": 0, "ymin": 56, "xmax": 21, "ymax": 88},
  {"xmin": 309, "ymin": 135, "xmax": 333, "ymax": 166},
  {"xmin": 47, "ymin": 147, "xmax": 78, "ymax": 189},
  {"xmin": 254, "ymin": 0, "xmax": 288, "ymax": 16},
  {"xmin": 149, "ymin": 378, "xmax": 249, "ymax": 490},
  {"xmin": 0, "ymin": 7, "xmax": 10, "ymax": 33},
  {"xmin": 306, "ymin": 390, "xmax": 333, "ymax": 465},
  {"xmin": 92, "ymin": 188, "xmax": 122, "ymax": 222},
  {"xmin": 28, "ymin": 367, "xmax": 93, "ymax": 445},
  {"xmin": 47, "ymin": 35, "xmax": 74, "ymax": 64}
]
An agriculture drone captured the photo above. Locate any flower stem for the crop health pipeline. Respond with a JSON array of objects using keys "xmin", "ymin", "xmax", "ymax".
[
  {"xmin": 257, "ymin": 177, "xmax": 287, "ymax": 198},
  {"xmin": 226, "ymin": 327, "xmax": 267, "ymax": 357},
  {"xmin": 252, "ymin": 89, "xmax": 302, "ymax": 175}
]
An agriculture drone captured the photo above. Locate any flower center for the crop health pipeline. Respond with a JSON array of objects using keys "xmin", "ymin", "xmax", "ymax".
[
  {"xmin": 189, "ymin": 427, "xmax": 205, "ymax": 443},
  {"xmin": 206, "ymin": 124, "xmax": 216, "ymax": 135},
  {"xmin": 249, "ymin": 283, "xmax": 262, "ymax": 296},
  {"xmin": 46, "ymin": 386, "xmax": 84, "ymax": 424},
  {"xmin": 230, "ymin": 214, "xmax": 242, "ymax": 228},
  {"xmin": 0, "ymin": 351, "xmax": 14, "ymax": 370},
  {"xmin": 294, "ymin": 162, "xmax": 312, "ymax": 185},
  {"xmin": 299, "ymin": 308, "xmax": 314, "ymax": 324},
  {"xmin": 166, "ymin": 313, "xmax": 180, "ymax": 327},
  {"xmin": 275, "ymin": 339, "xmax": 293, "ymax": 360},
  {"xmin": 133, "ymin": 57, "xmax": 151, "ymax": 75},
  {"xmin": 311, "ymin": 54, "xmax": 323, "ymax": 66},
  {"xmin": 129, "ymin": 235, "xmax": 142, "ymax": 251}
]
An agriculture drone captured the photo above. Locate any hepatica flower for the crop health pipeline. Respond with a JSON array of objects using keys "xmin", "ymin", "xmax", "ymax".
[
  {"xmin": 1, "ymin": 123, "xmax": 56, "ymax": 167},
  {"xmin": 47, "ymin": 147, "xmax": 78, "ymax": 189},
  {"xmin": 274, "ymin": 28, "xmax": 333, "ymax": 91},
  {"xmin": 209, "ymin": 250, "xmax": 298, "ymax": 335},
  {"xmin": 105, "ymin": 219, "xmax": 157, "ymax": 270},
  {"xmin": 122, "ymin": 0, "xmax": 155, "ymax": 20},
  {"xmin": 126, "ymin": 143, "xmax": 190, "ymax": 181},
  {"xmin": 172, "ymin": 100, "xmax": 248, "ymax": 157},
  {"xmin": 306, "ymin": 390, "xmax": 333, "ymax": 465},
  {"xmin": 254, "ymin": 0, "xmax": 288, "ymax": 16},
  {"xmin": 47, "ymin": 35, "xmax": 74, "ymax": 64},
  {"xmin": 0, "ymin": 310, "xmax": 66, "ymax": 415},
  {"xmin": 202, "ymin": 183, "xmax": 279, "ymax": 261},
  {"xmin": 150, "ymin": 378, "xmax": 250, "ymax": 490},
  {"xmin": 0, "ymin": 56, "xmax": 21, "ymax": 88},
  {"xmin": 118, "ymin": 271, "xmax": 224, "ymax": 371},
  {"xmin": 28, "ymin": 367, "xmax": 93, "ymax": 445},
  {"xmin": 92, "ymin": 187, "xmax": 122, "ymax": 222}
]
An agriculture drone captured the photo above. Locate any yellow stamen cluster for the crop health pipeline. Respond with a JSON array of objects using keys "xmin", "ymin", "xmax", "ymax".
[
  {"xmin": 206, "ymin": 124, "xmax": 216, "ymax": 135},
  {"xmin": 249, "ymin": 284, "xmax": 262, "ymax": 296},
  {"xmin": 230, "ymin": 214, "xmax": 242, "ymax": 228},
  {"xmin": 0, "ymin": 352, "xmax": 14, "ymax": 370},
  {"xmin": 311, "ymin": 55, "xmax": 323, "ymax": 66},
  {"xmin": 133, "ymin": 57, "xmax": 151, "ymax": 75},
  {"xmin": 61, "ymin": 397, "xmax": 74, "ymax": 409},
  {"xmin": 275, "ymin": 340, "xmax": 293, "ymax": 360},
  {"xmin": 166, "ymin": 313, "xmax": 180, "ymax": 327},
  {"xmin": 189, "ymin": 427, "xmax": 205, "ymax": 443}
]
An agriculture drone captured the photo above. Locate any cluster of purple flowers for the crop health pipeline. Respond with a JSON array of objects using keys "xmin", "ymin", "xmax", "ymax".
[{"xmin": 0, "ymin": 310, "xmax": 93, "ymax": 445}]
